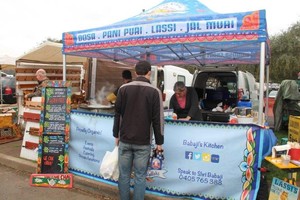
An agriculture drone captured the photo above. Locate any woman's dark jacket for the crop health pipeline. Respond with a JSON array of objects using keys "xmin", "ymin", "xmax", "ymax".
[{"xmin": 169, "ymin": 87, "xmax": 202, "ymax": 121}]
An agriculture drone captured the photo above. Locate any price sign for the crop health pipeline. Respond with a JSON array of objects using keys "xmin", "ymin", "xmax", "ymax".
[
  {"xmin": 42, "ymin": 87, "xmax": 70, "ymax": 134},
  {"xmin": 41, "ymin": 134, "xmax": 66, "ymax": 174},
  {"xmin": 34, "ymin": 81, "xmax": 72, "ymax": 181}
]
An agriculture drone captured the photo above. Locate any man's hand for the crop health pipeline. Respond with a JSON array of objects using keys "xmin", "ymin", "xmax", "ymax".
[
  {"xmin": 156, "ymin": 145, "xmax": 163, "ymax": 151},
  {"xmin": 115, "ymin": 137, "xmax": 119, "ymax": 146}
]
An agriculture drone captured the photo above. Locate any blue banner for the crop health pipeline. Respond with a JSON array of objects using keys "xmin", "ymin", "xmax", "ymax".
[
  {"xmin": 62, "ymin": 0, "xmax": 269, "ymax": 66},
  {"xmin": 69, "ymin": 110, "xmax": 272, "ymax": 199}
]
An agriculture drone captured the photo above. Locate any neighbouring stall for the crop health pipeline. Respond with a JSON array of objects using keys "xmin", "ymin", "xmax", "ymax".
[
  {"xmin": 61, "ymin": 0, "xmax": 274, "ymax": 199},
  {"xmin": 16, "ymin": 41, "xmax": 87, "ymax": 161},
  {"xmin": 15, "ymin": 41, "xmax": 87, "ymax": 97},
  {"xmin": 273, "ymin": 80, "xmax": 300, "ymax": 131},
  {"xmin": 17, "ymin": 42, "xmax": 136, "ymax": 161}
]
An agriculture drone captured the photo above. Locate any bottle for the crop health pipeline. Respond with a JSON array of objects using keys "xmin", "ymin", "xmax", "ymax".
[
  {"xmin": 237, "ymin": 96, "xmax": 252, "ymax": 117},
  {"xmin": 172, "ymin": 113, "xmax": 177, "ymax": 120}
]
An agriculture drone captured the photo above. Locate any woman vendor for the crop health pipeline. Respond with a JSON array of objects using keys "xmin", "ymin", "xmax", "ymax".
[{"xmin": 169, "ymin": 81, "xmax": 202, "ymax": 121}]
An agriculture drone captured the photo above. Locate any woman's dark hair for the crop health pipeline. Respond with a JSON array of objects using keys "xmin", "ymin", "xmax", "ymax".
[
  {"xmin": 135, "ymin": 60, "xmax": 151, "ymax": 75},
  {"xmin": 173, "ymin": 81, "xmax": 186, "ymax": 92}
]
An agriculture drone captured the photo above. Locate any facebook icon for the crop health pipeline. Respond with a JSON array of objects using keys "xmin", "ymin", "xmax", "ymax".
[{"xmin": 185, "ymin": 151, "xmax": 193, "ymax": 160}]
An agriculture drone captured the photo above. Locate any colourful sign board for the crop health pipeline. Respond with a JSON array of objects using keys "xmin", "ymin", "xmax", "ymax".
[
  {"xmin": 269, "ymin": 177, "xmax": 299, "ymax": 200},
  {"xmin": 31, "ymin": 81, "xmax": 72, "ymax": 188},
  {"xmin": 69, "ymin": 110, "xmax": 274, "ymax": 199}
]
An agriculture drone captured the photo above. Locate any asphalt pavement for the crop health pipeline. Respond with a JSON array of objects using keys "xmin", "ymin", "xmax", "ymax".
[
  {"xmin": 0, "ymin": 139, "xmax": 182, "ymax": 200},
  {"xmin": 0, "ymin": 163, "xmax": 108, "ymax": 200},
  {"xmin": 0, "ymin": 139, "xmax": 116, "ymax": 200}
]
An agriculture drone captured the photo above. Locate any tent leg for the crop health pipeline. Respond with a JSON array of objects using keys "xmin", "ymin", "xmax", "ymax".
[
  {"xmin": 265, "ymin": 65, "xmax": 270, "ymax": 122},
  {"xmin": 63, "ymin": 55, "xmax": 66, "ymax": 81},
  {"xmin": 90, "ymin": 58, "xmax": 97, "ymax": 100},
  {"xmin": 0, "ymin": 65, "xmax": 3, "ymax": 104},
  {"xmin": 258, "ymin": 42, "xmax": 266, "ymax": 126}
]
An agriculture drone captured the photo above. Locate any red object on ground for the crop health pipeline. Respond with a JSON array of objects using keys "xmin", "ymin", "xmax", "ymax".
[
  {"xmin": 264, "ymin": 90, "xmax": 278, "ymax": 118},
  {"xmin": 265, "ymin": 97, "xmax": 275, "ymax": 117}
]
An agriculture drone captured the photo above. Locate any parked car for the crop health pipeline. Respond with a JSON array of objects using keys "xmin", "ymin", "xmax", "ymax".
[
  {"xmin": 268, "ymin": 83, "xmax": 280, "ymax": 91},
  {"xmin": 192, "ymin": 68, "xmax": 259, "ymax": 122},
  {"xmin": 1, "ymin": 76, "xmax": 17, "ymax": 104},
  {"xmin": 268, "ymin": 90, "xmax": 278, "ymax": 98},
  {"xmin": 1, "ymin": 71, "xmax": 14, "ymax": 77},
  {"xmin": 150, "ymin": 65, "xmax": 193, "ymax": 108}
]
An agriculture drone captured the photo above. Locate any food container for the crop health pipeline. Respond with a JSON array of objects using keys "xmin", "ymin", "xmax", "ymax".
[
  {"xmin": 288, "ymin": 148, "xmax": 300, "ymax": 160},
  {"xmin": 164, "ymin": 109, "xmax": 175, "ymax": 119},
  {"xmin": 281, "ymin": 155, "xmax": 291, "ymax": 166},
  {"xmin": 237, "ymin": 116, "xmax": 254, "ymax": 124},
  {"xmin": 237, "ymin": 100, "xmax": 252, "ymax": 108},
  {"xmin": 235, "ymin": 107, "xmax": 252, "ymax": 117}
]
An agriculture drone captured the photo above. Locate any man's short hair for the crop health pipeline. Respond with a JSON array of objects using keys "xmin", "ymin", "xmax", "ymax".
[
  {"xmin": 122, "ymin": 70, "xmax": 132, "ymax": 80},
  {"xmin": 135, "ymin": 60, "xmax": 151, "ymax": 75}
]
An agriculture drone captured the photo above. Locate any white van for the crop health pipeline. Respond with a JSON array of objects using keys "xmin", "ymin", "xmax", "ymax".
[
  {"xmin": 150, "ymin": 65, "xmax": 193, "ymax": 108},
  {"xmin": 192, "ymin": 68, "xmax": 259, "ymax": 121}
]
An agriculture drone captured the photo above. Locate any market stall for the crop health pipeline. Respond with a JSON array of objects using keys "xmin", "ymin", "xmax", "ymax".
[
  {"xmin": 62, "ymin": 0, "xmax": 270, "ymax": 124},
  {"xmin": 15, "ymin": 41, "xmax": 87, "ymax": 161},
  {"xmin": 61, "ymin": 0, "xmax": 273, "ymax": 199}
]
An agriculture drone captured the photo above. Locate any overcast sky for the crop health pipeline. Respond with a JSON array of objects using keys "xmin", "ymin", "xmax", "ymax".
[{"xmin": 1, "ymin": 0, "xmax": 299, "ymax": 58}]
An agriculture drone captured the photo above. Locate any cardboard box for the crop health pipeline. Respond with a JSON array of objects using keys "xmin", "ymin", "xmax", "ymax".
[
  {"xmin": 23, "ymin": 112, "xmax": 40, "ymax": 123},
  {"xmin": 0, "ymin": 113, "xmax": 13, "ymax": 128},
  {"xmin": 25, "ymin": 101, "xmax": 42, "ymax": 110},
  {"xmin": 289, "ymin": 115, "xmax": 300, "ymax": 130},
  {"xmin": 288, "ymin": 115, "xmax": 300, "ymax": 142},
  {"xmin": 288, "ymin": 128, "xmax": 300, "ymax": 142}
]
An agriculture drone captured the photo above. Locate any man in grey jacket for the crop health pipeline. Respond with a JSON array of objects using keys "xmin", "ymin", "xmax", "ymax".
[
  {"xmin": 25, "ymin": 69, "xmax": 49, "ymax": 99},
  {"xmin": 113, "ymin": 60, "xmax": 164, "ymax": 200}
]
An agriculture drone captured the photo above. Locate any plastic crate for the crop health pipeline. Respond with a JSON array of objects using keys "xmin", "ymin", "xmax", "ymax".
[{"xmin": 0, "ymin": 127, "xmax": 13, "ymax": 138}]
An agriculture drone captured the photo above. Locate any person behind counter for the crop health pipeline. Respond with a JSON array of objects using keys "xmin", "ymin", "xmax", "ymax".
[
  {"xmin": 24, "ymin": 69, "xmax": 49, "ymax": 99},
  {"xmin": 169, "ymin": 81, "xmax": 202, "ymax": 121},
  {"xmin": 113, "ymin": 60, "xmax": 164, "ymax": 200},
  {"xmin": 105, "ymin": 70, "xmax": 132, "ymax": 104}
]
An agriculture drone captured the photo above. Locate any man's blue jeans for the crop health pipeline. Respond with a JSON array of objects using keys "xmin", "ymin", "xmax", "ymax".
[{"xmin": 118, "ymin": 141, "xmax": 151, "ymax": 200}]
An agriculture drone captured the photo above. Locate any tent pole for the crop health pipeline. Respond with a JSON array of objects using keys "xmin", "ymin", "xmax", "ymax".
[
  {"xmin": 258, "ymin": 42, "xmax": 266, "ymax": 125},
  {"xmin": 265, "ymin": 64, "xmax": 270, "ymax": 122},
  {"xmin": 90, "ymin": 58, "xmax": 97, "ymax": 100},
  {"xmin": 63, "ymin": 55, "xmax": 66, "ymax": 81},
  {"xmin": 0, "ymin": 65, "xmax": 3, "ymax": 104}
]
